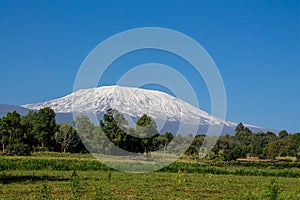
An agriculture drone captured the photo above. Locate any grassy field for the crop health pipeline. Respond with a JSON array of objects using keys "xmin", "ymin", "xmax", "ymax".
[{"xmin": 0, "ymin": 153, "xmax": 299, "ymax": 199}]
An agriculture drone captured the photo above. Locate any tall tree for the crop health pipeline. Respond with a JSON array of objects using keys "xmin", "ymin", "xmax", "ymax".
[
  {"xmin": 235, "ymin": 123, "xmax": 246, "ymax": 134},
  {"xmin": 234, "ymin": 123, "xmax": 253, "ymax": 146},
  {"xmin": 135, "ymin": 114, "xmax": 159, "ymax": 155},
  {"xmin": 20, "ymin": 110, "xmax": 39, "ymax": 148},
  {"xmin": 74, "ymin": 115, "xmax": 95, "ymax": 141},
  {"xmin": 55, "ymin": 124, "xmax": 79, "ymax": 153},
  {"xmin": 136, "ymin": 114, "xmax": 158, "ymax": 138},
  {"xmin": 0, "ymin": 117, "xmax": 6, "ymax": 152},
  {"xmin": 32, "ymin": 107, "xmax": 57, "ymax": 150},
  {"xmin": 100, "ymin": 109, "xmax": 127, "ymax": 148},
  {"xmin": 0, "ymin": 111, "xmax": 24, "ymax": 152}
]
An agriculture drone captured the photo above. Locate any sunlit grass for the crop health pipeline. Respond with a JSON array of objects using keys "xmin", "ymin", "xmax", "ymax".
[{"xmin": 0, "ymin": 170, "xmax": 300, "ymax": 199}]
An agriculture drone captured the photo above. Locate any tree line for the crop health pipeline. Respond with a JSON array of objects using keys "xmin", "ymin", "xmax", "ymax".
[
  {"xmin": 74, "ymin": 108, "xmax": 175, "ymax": 156},
  {"xmin": 187, "ymin": 123, "xmax": 300, "ymax": 161},
  {"xmin": 0, "ymin": 107, "xmax": 299, "ymax": 161},
  {"xmin": 0, "ymin": 108, "xmax": 83, "ymax": 155},
  {"xmin": 0, "ymin": 108, "xmax": 175, "ymax": 156}
]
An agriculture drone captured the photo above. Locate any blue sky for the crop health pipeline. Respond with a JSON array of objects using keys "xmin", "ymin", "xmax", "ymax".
[{"xmin": 0, "ymin": 0, "xmax": 299, "ymax": 133}]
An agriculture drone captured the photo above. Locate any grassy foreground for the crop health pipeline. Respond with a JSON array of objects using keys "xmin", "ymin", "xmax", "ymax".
[
  {"xmin": 0, "ymin": 153, "xmax": 299, "ymax": 199},
  {"xmin": 1, "ymin": 170, "xmax": 300, "ymax": 199}
]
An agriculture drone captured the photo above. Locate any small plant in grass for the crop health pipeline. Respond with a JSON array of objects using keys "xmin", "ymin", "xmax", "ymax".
[
  {"xmin": 263, "ymin": 178, "xmax": 281, "ymax": 200},
  {"xmin": 39, "ymin": 183, "xmax": 51, "ymax": 200},
  {"xmin": 176, "ymin": 169, "xmax": 187, "ymax": 185},
  {"xmin": 107, "ymin": 170, "xmax": 112, "ymax": 182},
  {"xmin": 92, "ymin": 184, "xmax": 104, "ymax": 200},
  {"xmin": 244, "ymin": 191, "xmax": 258, "ymax": 200},
  {"xmin": 69, "ymin": 170, "xmax": 81, "ymax": 200},
  {"xmin": 92, "ymin": 183, "xmax": 113, "ymax": 200}
]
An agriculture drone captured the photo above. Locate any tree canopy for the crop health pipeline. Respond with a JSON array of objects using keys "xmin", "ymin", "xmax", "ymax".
[{"xmin": 0, "ymin": 108, "xmax": 299, "ymax": 162}]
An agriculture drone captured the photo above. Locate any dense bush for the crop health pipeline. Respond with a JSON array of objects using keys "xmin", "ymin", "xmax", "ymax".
[{"xmin": 5, "ymin": 143, "xmax": 31, "ymax": 156}]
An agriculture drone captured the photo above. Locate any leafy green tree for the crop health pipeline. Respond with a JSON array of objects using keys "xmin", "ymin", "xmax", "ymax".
[
  {"xmin": 274, "ymin": 133, "xmax": 300, "ymax": 157},
  {"xmin": 223, "ymin": 149, "xmax": 234, "ymax": 161},
  {"xmin": 123, "ymin": 127, "xmax": 143, "ymax": 153},
  {"xmin": 279, "ymin": 130, "xmax": 288, "ymax": 139},
  {"xmin": 0, "ymin": 117, "xmax": 7, "ymax": 152},
  {"xmin": 291, "ymin": 133, "xmax": 300, "ymax": 160},
  {"xmin": 100, "ymin": 109, "xmax": 127, "ymax": 149},
  {"xmin": 31, "ymin": 107, "xmax": 57, "ymax": 150},
  {"xmin": 153, "ymin": 132, "xmax": 174, "ymax": 153},
  {"xmin": 74, "ymin": 115, "xmax": 95, "ymax": 141},
  {"xmin": 135, "ymin": 114, "xmax": 159, "ymax": 155},
  {"xmin": 248, "ymin": 132, "xmax": 266, "ymax": 157},
  {"xmin": 90, "ymin": 126, "xmax": 112, "ymax": 154},
  {"xmin": 223, "ymin": 146, "xmax": 247, "ymax": 161},
  {"xmin": 136, "ymin": 114, "xmax": 158, "ymax": 138},
  {"xmin": 20, "ymin": 110, "xmax": 39, "ymax": 148},
  {"xmin": 263, "ymin": 140, "xmax": 281, "ymax": 159},
  {"xmin": 235, "ymin": 123, "xmax": 244, "ymax": 134},
  {"xmin": 0, "ymin": 111, "xmax": 24, "ymax": 152},
  {"xmin": 185, "ymin": 134, "xmax": 205, "ymax": 156},
  {"xmin": 234, "ymin": 123, "xmax": 253, "ymax": 146}
]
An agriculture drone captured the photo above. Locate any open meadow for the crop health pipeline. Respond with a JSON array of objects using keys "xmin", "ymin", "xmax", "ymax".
[{"xmin": 0, "ymin": 152, "xmax": 299, "ymax": 199}]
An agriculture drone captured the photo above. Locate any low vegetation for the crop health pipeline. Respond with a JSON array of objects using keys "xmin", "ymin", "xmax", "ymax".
[
  {"xmin": 0, "ymin": 108, "xmax": 299, "ymax": 199},
  {"xmin": 0, "ymin": 163, "xmax": 300, "ymax": 199}
]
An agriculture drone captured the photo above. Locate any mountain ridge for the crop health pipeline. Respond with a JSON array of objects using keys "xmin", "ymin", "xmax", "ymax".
[{"xmin": 20, "ymin": 85, "xmax": 266, "ymax": 135}]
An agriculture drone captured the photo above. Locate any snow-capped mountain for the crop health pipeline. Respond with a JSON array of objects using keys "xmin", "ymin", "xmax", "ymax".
[{"xmin": 21, "ymin": 85, "xmax": 263, "ymax": 135}]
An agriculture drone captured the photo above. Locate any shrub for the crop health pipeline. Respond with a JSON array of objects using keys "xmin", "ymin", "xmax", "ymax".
[{"xmin": 5, "ymin": 143, "xmax": 31, "ymax": 156}]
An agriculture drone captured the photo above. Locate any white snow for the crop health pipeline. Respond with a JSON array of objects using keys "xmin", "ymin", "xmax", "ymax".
[{"xmin": 22, "ymin": 85, "xmax": 260, "ymax": 131}]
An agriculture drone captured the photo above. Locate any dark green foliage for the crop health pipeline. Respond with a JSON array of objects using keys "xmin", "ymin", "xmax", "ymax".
[
  {"xmin": 100, "ymin": 109, "xmax": 128, "ymax": 151},
  {"xmin": 135, "ymin": 114, "xmax": 159, "ymax": 154},
  {"xmin": 74, "ymin": 115, "xmax": 96, "ymax": 153},
  {"xmin": 98, "ymin": 109, "xmax": 173, "ymax": 155},
  {"xmin": 0, "ymin": 156, "xmax": 299, "ymax": 178},
  {"xmin": 263, "ymin": 133, "xmax": 300, "ymax": 159},
  {"xmin": 0, "ymin": 109, "xmax": 299, "ymax": 162},
  {"xmin": 136, "ymin": 114, "xmax": 158, "ymax": 138},
  {"xmin": 223, "ymin": 146, "xmax": 247, "ymax": 161},
  {"xmin": 234, "ymin": 123, "xmax": 253, "ymax": 146},
  {"xmin": 33, "ymin": 107, "xmax": 58, "ymax": 150},
  {"xmin": 278, "ymin": 130, "xmax": 288, "ymax": 139},
  {"xmin": 0, "ymin": 157, "xmax": 110, "ymax": 171},
  {"xmin": 0, "ymin": 111, "xmax": 24, "ymax": 152},
  {"xmin": 0, "ymin": 108, "xmax": 58, "ymax": 155},
  {"xmin": 204, "ymin": 123, "xmax": 299, "ymax": 162},
  {"xmin": 19, "ymin": 108, "xmax": 58, "ymax": 151},
  {"xmin": 5, "ymin": 142, "xmax": 31, "ymax": 156}
]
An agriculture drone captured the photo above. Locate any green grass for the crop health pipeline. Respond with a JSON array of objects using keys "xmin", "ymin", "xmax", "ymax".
[
  {"xmin": 0, "ymin": 170, "xmax": 300, "ymax": 199},
  {"xmin": 1, "ymin": 156, "xmax": 299, "ymax": 178},
  {"xmin": 0, "ymin": 153, "xmax": 300, "ymax": 199}
]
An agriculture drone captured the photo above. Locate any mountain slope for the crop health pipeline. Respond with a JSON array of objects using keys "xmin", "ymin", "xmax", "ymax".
[
  {"xmin": 21, "ymin": 86, "xmax": 263, "ymax": 134},
  {"xmin": 0, "ymin": 104, "xmax": 31, "ymax": 117},
  {"xmin": 0, "ymin": 103, "xmax": 74, "ymax": 125}
]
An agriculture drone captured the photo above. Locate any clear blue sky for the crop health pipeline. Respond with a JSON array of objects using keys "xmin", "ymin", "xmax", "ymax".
[{"xmin": 0, "ymin": 0, "xmax": 299, "ymax": 133}]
